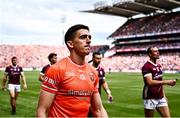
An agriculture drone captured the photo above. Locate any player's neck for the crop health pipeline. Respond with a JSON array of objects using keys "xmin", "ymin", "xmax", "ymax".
[
  {"xmin": 150, "ymin": 58, "xmax": 157, "ymax": 64},
  {"xmin": 69, "ymin": 54, "xmax": 86, "ymax": 65},
  {"xmin": 12, "ymin": 64, "xmax": 17, "ymax": 67}
]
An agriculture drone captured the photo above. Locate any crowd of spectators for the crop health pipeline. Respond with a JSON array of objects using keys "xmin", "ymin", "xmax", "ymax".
[
  {"xmin": 101, "ymin": 53, "xmax": 180, "ymax": 72},
  {"xmin": 0, "ymin": 45, "xmax": 179, "ymax": 72},
  {"xmin": 104, "ymin": 12, "xmax": 180, "ymax": 72},
  {"xmin": 109, "ymin": 12, "xmax": 180, "ymax": 38},
  {"xmin": 90, "ymin": 45, "xmax": 109, "ymax": 57},
  {"xmin": 0, "ymin": 45, "xmax": 106, "ymax": 68},
  {"xmin": 0, "ymin": 45, "xmax": 69, "ymax": 68},
  {"xmin": 114, "ymin": 42, "xmax": 180, "ymax": 52}
]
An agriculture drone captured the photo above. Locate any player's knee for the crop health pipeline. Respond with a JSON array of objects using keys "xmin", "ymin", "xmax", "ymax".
[{"xmin": 10, "ymin": 96, "xmax": 15, "ymax": 100}]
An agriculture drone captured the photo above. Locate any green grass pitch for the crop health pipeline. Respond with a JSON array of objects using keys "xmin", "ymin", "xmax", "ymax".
[{"xmin": 0, "ymin": 71, "xmax": 179, "ymax": 117}]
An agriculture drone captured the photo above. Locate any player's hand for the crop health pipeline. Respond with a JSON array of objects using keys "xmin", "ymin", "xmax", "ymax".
[
  {"xmin": 164, "ymin": 96, "xmax": 168, "ymax": 102},
  {"xmin": 108, "ymin": 94, "xmax": 113, "ymax": 103},
  {"xmin": 1, "ymin": 86, "xmax": 6, "ymax": 91},
  {"xmin": 23, "ymin": 84, "xmax": 27, "ymax": 90},
  {"xmin": 166, "ymin": 79, "xmax": 176, "ymax": 86}
]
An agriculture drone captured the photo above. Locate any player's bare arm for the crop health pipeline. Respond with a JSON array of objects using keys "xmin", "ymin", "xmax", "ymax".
[
  {"xmin": 2, "ymin": 74, "xmax": 8, "ymax": 91},
  {"xmin": 38, "ymin": 74, "xmax": 45, "ymax": 82},
  {"xmin": 145, "ymin": 76, "xmax": 177, "ymax": 86},
  {"xmin": 21, "ymin": 72, "xmax": 27, "ymax": 90},
  {"xmin": 36, "ymin": 89, "xmax": 55, "ymax": 117},
  {"xmin": 102, "ymin": 80, "xmax": 113, "ymax": 102},
  {"xmin": 90, "ymin": 92, "xmax": 108, "ymax": 117}
]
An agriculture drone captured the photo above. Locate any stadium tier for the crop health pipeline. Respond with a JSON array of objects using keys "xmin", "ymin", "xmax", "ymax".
[
  {"xmin": 102, "ymin": 11, "xmax": 180, "ymax": 72},
  {"xmin": 0, "ymin": 44, "xmax": 179, "ymax": 72},
  {"xmin": 0, "ymin": 45, "xmax": 69, "ymax": 68},
  {"xmin": 0, "ymin": 45, "xmax": 107, "ymax": 69},
  {"xmin": 82, "ymin": 0, "xmax": 180, "ymax": 72},
  {"xmin": 108, "ymin": 11, "xmax": 180, "ymax": 54}
]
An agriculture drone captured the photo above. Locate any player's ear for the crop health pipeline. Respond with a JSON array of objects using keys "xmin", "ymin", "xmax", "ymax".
[{"xmin": 67, "ymin": 41, "xmax": 73, "ymax": 48}]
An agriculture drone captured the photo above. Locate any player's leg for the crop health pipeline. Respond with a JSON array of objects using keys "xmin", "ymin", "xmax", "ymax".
[
  {"xmin": 156, "ymin": 97, "xmax": 170, "ymax": 117},
  {"xmin": 8, "ymin": 84, "xmax": 16, "ymax": 115},
  {"xmin": 156, "ymin": 106, "xmax": 170, "ymax": 117},
  {"xmin": 12, "ymin": 85, "xmax": 21, "ymax": 114},
  {"xmin": 144, "ymin": 109, "xmax": 155, "ymax": 118},
  {"xmin": 11, "ymin": 91, "xmax": 19, "ymax": 115},
  {"xmin": 14, "ymin": 85, "xmax": 21, "ymax": 101},
  {"xmin": 143, "ymin": 99, "xmax": 156, "ymax": 117}
]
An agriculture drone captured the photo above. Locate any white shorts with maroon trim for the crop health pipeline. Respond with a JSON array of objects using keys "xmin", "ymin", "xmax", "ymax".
[
  {"xmin": 8, "ymin": 84, "xmax": 21, "ymax": 92},
  {"xmin": 143, "ymin": 97, "xmax": 168, "ymax": 110}
]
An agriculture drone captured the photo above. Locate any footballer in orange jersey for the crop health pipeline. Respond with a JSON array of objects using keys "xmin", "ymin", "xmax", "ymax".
[
  {"xmin": 36, "ymin": 24, "xmax": 108, "ymax": 117},
  {"xmin": 42, "ymin": 57, "xmax": 98, "ymax": 117}
]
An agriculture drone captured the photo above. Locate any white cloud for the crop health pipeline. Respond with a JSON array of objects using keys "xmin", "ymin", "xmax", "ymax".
[{"xmin": 0, "ymin": 0, "xmax": 127, "ymax": 46}]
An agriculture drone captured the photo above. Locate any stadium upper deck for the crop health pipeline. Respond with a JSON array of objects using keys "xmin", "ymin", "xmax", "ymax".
[
  {"xmin": 109, "ymin": 11, "xmax": 180, "ymax": 40},
  {"xmin": 82, "ymin": 0, "xmax": 180, "ymax": 18},
  {"xmin": 82, "ymin": 0, "xmax": 180, "ymax": 52}
]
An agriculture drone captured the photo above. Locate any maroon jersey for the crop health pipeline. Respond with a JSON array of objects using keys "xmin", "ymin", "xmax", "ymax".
[
  {"xmin": 40, "ymin": 64, "xmax": 50, "ymax": 75},
  {"xmin": 141, "ymin": 60, "xmax": 163, "ymax": 99},
  {"xmin": 5, "ymin": 65, "xmax": 23, "ymax": 85},
  {"xmin": 96, "ymin": 66, "xmax": 105, "ymax": 94}
]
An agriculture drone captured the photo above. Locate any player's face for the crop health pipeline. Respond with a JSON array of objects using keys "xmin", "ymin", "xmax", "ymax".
[
  {"xmin": 12, "ymin": 58, "xmax": 17, "ymax": 66},
  {"xmin": 51, "ymin": 56, "xmax": 57, "ymax": 64},
  {"xmin": 71, "ymin": 29, "xmax": 91, "ymax": 56},
  {"xmin": 93, "ymin": 54, "xmax": 102, "ymax": 65},
  {"xmin": 150, "ymin": 47, "xmax": 160, "ymax": 59}
]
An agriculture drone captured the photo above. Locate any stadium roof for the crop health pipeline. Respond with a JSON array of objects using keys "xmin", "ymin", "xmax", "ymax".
[{"xmin": 82, "ymin": 0, "xmax": 180, "ymax": 18}]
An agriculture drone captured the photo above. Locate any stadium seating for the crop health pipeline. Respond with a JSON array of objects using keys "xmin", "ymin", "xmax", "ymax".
[
  {"xmin": 109, "ymin": 12, "xmax": 180, "ymax": 38},
  {"xmin": 0, "ymin": 45, "xmax": 179, "ymax": 72},
  {"xmin": 101, "ymin": 53, "xmax": 180, "ymax": 72}
]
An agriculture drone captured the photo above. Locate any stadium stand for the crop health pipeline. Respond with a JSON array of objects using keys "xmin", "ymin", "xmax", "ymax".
[
  {"xmin": 104, "ymin": 11, "xmax": 180, "ymax": 72},
  {"xmin": 0, "ymin": 45, "xmax": 107, "ymax": 69},
  {"xmin": 82, "ymin": 0, "xmax": 180, "ymax": 73},
  {"xmin": 0, "ymin": 45, "xmax": 69, "ymax": 69},
  {"xmin": 101, "ymin": 53, "xmax": 180, "ymax": 72},
  {"xmin": 90, "ymin": 45, "xmax": 109, "ymax": 57}
]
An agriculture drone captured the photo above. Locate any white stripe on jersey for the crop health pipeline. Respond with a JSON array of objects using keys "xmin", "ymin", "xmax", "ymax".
[
  {"xmin": 144, "ymin": 73, "xmax": 152, "ymax": 77},
  {"xmin": 42, "ymin": 84, "xmax": 58, "ymax": 92}
]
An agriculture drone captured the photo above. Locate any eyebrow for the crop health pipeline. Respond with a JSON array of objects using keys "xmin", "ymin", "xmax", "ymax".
[{"xmin": 79, "ymin": 34, "xmax": 91, "ymax": 39}]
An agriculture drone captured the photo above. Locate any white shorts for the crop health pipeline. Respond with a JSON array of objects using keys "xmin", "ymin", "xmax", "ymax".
[
  {"xmin": 8, "ymin": 84, "xmax": 21, "ymax": 92},
  {"xmin": 143, "ymin": 97, "xmax": 168, "ymax": 110}
]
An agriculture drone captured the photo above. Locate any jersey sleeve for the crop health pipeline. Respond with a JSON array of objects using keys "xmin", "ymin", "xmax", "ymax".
[
  {"xmin": 102, "ymin": 68, "xmax": 106, "ymax": 80},
  {"xmin": 20, "ymin": 67, "xmax": 24, "ymax": 73},
  {"xmin": 142, "ymin": 64, "xmax": 152, "ymax": 78},
  {"xmin": 4, "ymin": 67, "xmax": 9, "ymax": 75},
  {"xmin": 40, "ymin": 66, "xmax": 46, "ymax": 75},
  {"xmin": 41, "ymin": 65, "xmax": 60, "ymax": 94}
]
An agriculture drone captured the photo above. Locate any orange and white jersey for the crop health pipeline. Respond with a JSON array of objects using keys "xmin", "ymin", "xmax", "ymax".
[{"xmin": 41, "ymin": 57, "xmax": 99, "ymax": 117}]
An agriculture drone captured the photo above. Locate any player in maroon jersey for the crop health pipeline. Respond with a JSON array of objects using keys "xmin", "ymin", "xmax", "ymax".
[
  {"xmin": 88, "ymin": 52, "xmax": 113, "ymax": 117},
  {"xmin": 2, "ymin": 56, "xmax": 27, "ymax": 115},
  {"xmin": 141, "ymin": 47, "xmax": 177, "ymax": 117},
  {"xmin": 38, "ymin": 53, "xmax": 57, "ymax": 82},
  {"xmin": 91, "ymin": 52, "xmax": 113, "ymax": 101}
]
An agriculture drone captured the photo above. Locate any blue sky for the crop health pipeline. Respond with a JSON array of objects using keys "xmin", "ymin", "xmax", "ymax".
[{"xmin": 0, "ymin": 0, "xmax": 127, "ymax": 46}]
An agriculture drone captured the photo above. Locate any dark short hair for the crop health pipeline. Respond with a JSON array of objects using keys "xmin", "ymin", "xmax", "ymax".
[
  {"xmin": 64, "ymin": 24, "xmax": 89, "ymax": 46},
  {"xmin": 147, "ymin": 47, "xmax": 152, "ymax": 54},
  {"xmin": 92, "ymin": 52, "xmax": 101, "ymax": 58},
  {"xmin": 147, "ymin": 46, "xmax": 157, "ymax": 55},
  {"xmin": 48, "ymin": 53, "xmax": 57, "ymax": 62},
  {"xmin": 11, "ymin": 56, "xmax": 17, "ymax": 61}
]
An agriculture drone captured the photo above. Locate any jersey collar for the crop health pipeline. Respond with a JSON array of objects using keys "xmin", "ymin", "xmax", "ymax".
[
  {"xmin": 148, "ymin": 60, "xmax": 157, "ymax": 66},
  {"xmin": 67, "ymin": 56, "xmax": 86, "ymax": 67}
]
